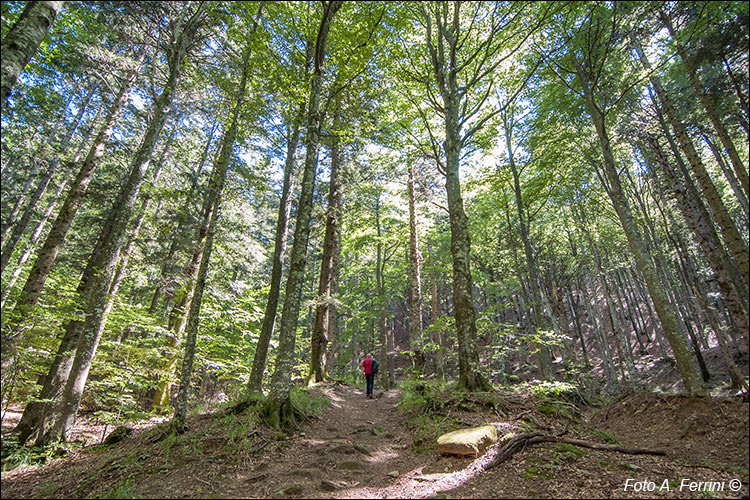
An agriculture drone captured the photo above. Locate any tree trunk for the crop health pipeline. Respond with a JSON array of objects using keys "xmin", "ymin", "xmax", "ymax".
[
  {"xmin": 375, "ymin": 193, "xmax": 390, "ymax": 390},
  {"xmin": 172, "ymin": 13, "xmax": 259, "ymax": 427},
  {"xmin": 41, "ymin": 8, "xmax": 203, "ymax": 442},
  {"xmin": 504, "ymin": 113, "xmax": 555, "ymax": 380},
  {"xmin": 3, "ymin": 50, "xmax": 144, "ymax": 340},
  {"xmin": 308, "ymin": 101, "xmax": 343, "ymax": 385},
  {"xmin": 427, "ymin": 240, "xmax": 444, "ymax": 379},
  {"xmin": 573, "ymin": 55, "xmax": 706, "ymax": 396},
  {"xmin": 634, "ymin": 41, "xmax": 749, "ymax": 289},
  {"xmin": 643, "ymin": 137, "xmax": 749, "ymax": 347},
  {"xmin": 659, "ymin": 10, "xmax": 749, "ymax": 201},
  {"xmin": 1, "ymin": 83, "xmax": 94, "ymax": 273},
  {"xmin": 1, "ymin": 1, "xmax": 63, "ymax": 107},
  {"xmin": 1, "ymin": 160, "xmax": 40, "ymax": 246},
  {"xmin": 407, "ymin": 157, "xmax": 424, "ymax": 376},
  {"xmin": 264, "ymin": 0, "xmax": 342, "ymax": 430},
  {"xmin": 701, "ymin": 133, "xmax": 749, "ymax": 219},
  {"xmin": 444, "ymin": 105, "xmax": 490, "ymax": 391},
  {"xmin": 149, "ymin": 118, "xmax": 218, "ymax": 315}
]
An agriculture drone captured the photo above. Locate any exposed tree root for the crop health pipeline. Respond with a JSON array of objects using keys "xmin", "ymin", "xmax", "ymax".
[{"xmin": 487, "ymin": 432, "xmax": 667, "ymax": 469}]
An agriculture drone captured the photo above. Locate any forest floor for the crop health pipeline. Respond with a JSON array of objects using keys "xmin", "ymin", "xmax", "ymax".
[{"xmin": 1, "ymin": 382, "xmax": 748, "ymax": 499}]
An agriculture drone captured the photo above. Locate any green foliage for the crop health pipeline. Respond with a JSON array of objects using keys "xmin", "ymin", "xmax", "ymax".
[
  {"xmin": 590, "ymin": 428, "xmax": 620, "ymax": 445},
  {"xmin": 523, "ymin": 465, "xmax": 549, "ymax": 479},
  {"xmin": 408, "ymin": 414, "xmax": 454, "ymax": 453},
  {"xmin": 554, "ymin": 443, "xmax": 586, "ymax": 459},
  {"xmin": 288, "ymin": 387, "xmax": 331, "ymax": 421},
  {"xmin": 519, "ymin": 380, "xmax": 580, "ymax": 399},
  {"xmin": 397, "ymin": 377, "xmax": 455, "ymax": 415},
  {"xmin": 1, "ymin": 436, "xmax": 83, "ymax": 472},
  {"xmin": 99, "ymin": 477, "xmax": 140, "ymax": 499}
]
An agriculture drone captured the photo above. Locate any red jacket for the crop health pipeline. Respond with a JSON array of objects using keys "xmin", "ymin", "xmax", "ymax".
[{"xmin": 362, "ymin": 357, "xmax": 374, "ymax": 375}]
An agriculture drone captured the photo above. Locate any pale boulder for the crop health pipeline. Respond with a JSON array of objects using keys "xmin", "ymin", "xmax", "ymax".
[{"xmin": 437, "ymin": 425, "xmax": 498, "ymax": 457}]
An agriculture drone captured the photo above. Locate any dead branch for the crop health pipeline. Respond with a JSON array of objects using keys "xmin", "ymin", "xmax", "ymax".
[{"xmin": 487, "ymin": 432, "xmax": 666, "ymax": 470}]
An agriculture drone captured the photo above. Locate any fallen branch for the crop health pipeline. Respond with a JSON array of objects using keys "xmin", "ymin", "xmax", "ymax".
[{"xmin": 487, "ymin": 432, "xmax": 666, "ymax": 470}]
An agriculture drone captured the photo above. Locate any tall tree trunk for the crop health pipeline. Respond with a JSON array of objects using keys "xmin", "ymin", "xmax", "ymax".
[
  {"xmin": 308, "ymin": 101, "xmax": 343, "ymax": 385},
  {"xmin": 1, "ymin": 83, "xmax": 94, "ymax": 273},
  {"xmin": 247, "ymin": 102, "xmax": 302, "ymax": 392},
  {"xmin": 427, "ymin": 240, "xmax": 444, "ymax": 380},
  {"xmin": 264, "ymin": 0, "xmax": 342, "ymax": 430},
  {"xmin": 1, "ymin": 1, "xmax": 63, "ymax": 107},
  {"xmin": 642, "ymin": 137, "xmax": 749, "ymax": 347},
  {"xmin": 3, "ymin": 51, "xmax": 143, "ymax": 336},
  {"xmin": 504, "ymin": 112, "xmax": 554, "ymax": 380},
  {"xmin": 375, "ymin": 194, "xmax": 390, "ymax": 390},
  {"xmin": 701, "ymin": 133, "xmax": 749, "ymax": 219},
  {"xmin": 573, "ymin": 55, "xmax": 706, "ymax": 396},
  {"xmin": 633, "ymin": 41, "xmax": 749, "ymax": 289},
  {"xmin": 40, "ymin": 8, "xmax": 203, "ymax": 442},
  {"xmin": 658, "ymin": 10, "xmax": 749, "ymax": 200},
  {"xmin": 149, "ymin": 117, "xmax": 218, "ymax": 315},
  {"xmin": 172, "ymin": 11, "xmax": 260, "ymax": 427},
  {"xmin": 407, "ymin": 157, "xmax": 424, "ymax": 375},
  {"xmin": 443, "ymin": 106, "xmax": 490, "ymax": 391},
  {"xmin": 1, "ymin": 160, "xmax": 40, "ymax": 246}
]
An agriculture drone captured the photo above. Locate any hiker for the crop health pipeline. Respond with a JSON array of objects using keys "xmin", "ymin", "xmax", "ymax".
[{"xmin": 361, "ymin": 352, "xmax": 378, "ymax": 399}]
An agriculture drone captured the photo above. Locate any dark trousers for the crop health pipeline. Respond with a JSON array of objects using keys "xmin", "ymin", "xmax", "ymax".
[{"xmin": 365, "ymin": 373, "xmax": 374, "ymax": 396}]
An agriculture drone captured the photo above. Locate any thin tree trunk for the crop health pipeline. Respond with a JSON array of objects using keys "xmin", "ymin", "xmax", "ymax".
[
  {"xmin": 172, "ymin": 11, "xmax": 260, "ymax": 427},
  {"xmin": 1, "ymin": 84, "xmax": 94, "ymax": 273},
  {"xmin": 248, "ymin": 92, "xmax": 305, "ymax": 393},
  {"xmin": 308, "ymin": 101, "xmax": 343, "ymax": 385},
  {"xmin": 41, "ymin": 8, "xmax": 203, "ymax": 442},
  {"xmin": 149, "ymin": 118, "xmax": 218, "ymax": 314},
  {"xmin": 659, "ymin": 11, "xmax": 749, "ymax": 201},
  {"xmin": 407, "ymin": 157, "xmax": 424, "ymax": 375},
  {"xmin": 427, "ymin": 240, "xmax": 444, "ymax": 379},
  {"xmin": 1, "ymin": 160, "xmax": 39, "ymax": 246},
  {"xmin": 573, "ymin": 54, "xmax": 706, "ymax": 396},
  {"xmin": 701, "ymin": 133, "xmax": 749, "ymax": 219},
  {"xmin": 264, "ymin": 1, "xmax": 342, "ymax": 430}
]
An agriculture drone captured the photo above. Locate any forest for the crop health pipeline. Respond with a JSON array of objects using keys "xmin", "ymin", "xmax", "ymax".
[{"xmin": 0, "ymin": 1, "xmax": 748, "ymax": 499}]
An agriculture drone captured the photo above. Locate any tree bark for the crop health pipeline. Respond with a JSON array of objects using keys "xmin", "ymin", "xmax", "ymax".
[
  {"xmin": 1, "ymin": 83, "xmax": 94, "ymax": 273},
  {"xmin": 634, "ymin": 41, "xmax": 749, "ymax": 289},
  {"xmin": 658, "ymin": 10, "xmax": 749, "ymax": 201},
  {"xmin": 573, "ymin": 54, "xmax": 706, "ymax": 396},
  {"xmin": 264, "ymin": 0, "xmax": 342, "ymax": 430},
  {"xmin": 172, "ymin": 10, "xmax": 260, "ymax": 427},
  {"xmin": 504, "ymin": 111, "xmax": 555, "ymax": 380},
  {"xmin": 427, "ymin": 240, "xmax": 444, "ymax": 379},
  {"xmin": 3, "ymin": 50, "xmax": 144, "ymax": 341},
  {"xmin": 41, "ymin": 7, "xmax": 204, "ymax": 442},
  {"xmin": 643, "ymin": 137, "xmax": 749, "ymax": 348},
  {"xmin": 1, "ymin": 1, "xmax": 63, "ymax": 107},
  {"xmin": 308, "ymin": 102, "xmax": 343, "ymax": 385},
  {"xmin": 407, "ymin": 157, "xmax": 425, "ymax": 376}
]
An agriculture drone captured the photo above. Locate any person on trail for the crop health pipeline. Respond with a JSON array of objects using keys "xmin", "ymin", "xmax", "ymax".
[{"xmin": 361, "ymin": 352, "xmax": 378, "ymax": 399}]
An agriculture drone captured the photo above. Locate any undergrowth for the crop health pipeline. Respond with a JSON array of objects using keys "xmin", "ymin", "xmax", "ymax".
[
  {"xmin": 397, "ymin": 377, "xmax": 506, "ymax": 453},
  {"xmin": 1, "ymin": 435, "xmax": 85, "ymax": 472}
]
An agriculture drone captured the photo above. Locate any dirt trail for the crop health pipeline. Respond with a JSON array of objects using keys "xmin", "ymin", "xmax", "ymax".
[
  {"xmin": 227, "ymin": 383, "xmax": 481, "ymax": 499},
  {"xmin": 2, "ymin": 384, "xmax": 748, "ymax": 499}
]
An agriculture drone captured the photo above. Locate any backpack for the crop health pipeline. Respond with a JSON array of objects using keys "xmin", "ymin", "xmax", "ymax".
[{"xmin": 372, "ymin": 359, "xmax": 379, "ymax": 375}]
